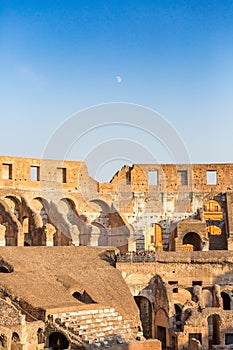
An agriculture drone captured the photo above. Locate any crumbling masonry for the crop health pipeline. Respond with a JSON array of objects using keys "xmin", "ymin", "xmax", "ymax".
[{"xmin": 1, "ymin": 156, "xmax": 233, "ymax": 349}]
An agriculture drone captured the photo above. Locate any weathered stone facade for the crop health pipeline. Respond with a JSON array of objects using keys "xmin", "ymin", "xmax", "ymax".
[
  {"xmin": 118, "ymin": 252, "xmax": 233, "ymax": 350},
  {"xmin": 0, "ymin": 246, "xmax": 161, "ymax": 350},
  {"xmin": 0, "ymin": 156, "xmax": 233, "ymax": 253},
  {"xmin": 1, "ymin": 156, "xmax": 233, "ymax": 349}
]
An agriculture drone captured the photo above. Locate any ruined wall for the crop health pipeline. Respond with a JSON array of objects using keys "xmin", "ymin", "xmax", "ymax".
[
  {"xmin": 0, "ymin": 298, "xmax": 44, "ymax": 350},
  {"xmin": 0, "ymin": 156, "xmax": 233, "ymax": 252},
  {"xmin": 118, "ymin": 251, "xmax": 233, "ymax": 349}
]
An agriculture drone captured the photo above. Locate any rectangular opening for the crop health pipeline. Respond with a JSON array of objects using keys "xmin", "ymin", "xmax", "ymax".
[
  {"xmin": 30, "ymin": 166, "xmax": 40, "ymax": 181},
  {"xmin": 157, "ymin": 326, "xmax": 166, "ymax": 349},
  {"xmin": 150, "ymin": 235, "xmax": 155, "ymax": 244},
  {"xmin": 225, "ymin": 334, "xmax": 233, "ymax": 345},
  {"xmin": 192, "ymin": 281, "xmax": 202, "ymax": 286},
  {"xmin": 148, "ymin": 170, "xmax": 158, "ymax": 186},
  {"xmin": 206, "ymin": 170, "xmax": 217, "ymax": 185},
  {"xmin": 2, "ymin": 163, "xmax": 12, "ymax": 180},
  {"xmin": 189, "ymin": 333, "xmax": 202, "ymax": 345},
  {"xmin": 178, "ymin": 170, "xmax": 188, "ymax": 185},
  {"xmin": 57, "ymin": 167, "xmax": 67, "ymax": 183}
]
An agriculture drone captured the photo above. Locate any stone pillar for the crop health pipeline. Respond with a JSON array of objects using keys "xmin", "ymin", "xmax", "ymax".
[
  {"xmin": 70, "ymin": 225, "xmax": 80, "ymax": 246},
  {"xmin": 89, "ymin": 225, "xmax": 100, "ymax": 246},
  {"xmin": 44, "ymin": 223, "xmax": 56, "ymax": 246},
  {"xmin": 0, "ymin": 224, "xmax": 6, "ymax": 246}
]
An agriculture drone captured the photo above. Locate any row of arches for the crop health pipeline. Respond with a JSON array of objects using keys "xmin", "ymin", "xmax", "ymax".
[
  {"xmin": 0, "ymin": 195, "xmax": 131, "ymax": 249},
  {"xmin": 134, "ymin": 294, "xmax": 232, "ymax": 349}
]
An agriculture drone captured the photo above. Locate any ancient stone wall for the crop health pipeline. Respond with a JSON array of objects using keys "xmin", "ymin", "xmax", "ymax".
[
  {"xmin": 0, "ymin": 156, "xmax": 233, "ymax": 252},
  {"xmin": 118, "ymin": 252, "xmax": 233, "ymax": 349}
]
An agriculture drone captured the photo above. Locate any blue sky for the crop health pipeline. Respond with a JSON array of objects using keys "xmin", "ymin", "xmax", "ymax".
[{"xmin": 1, "ymin": 1, "xmax": 233, "ymax": 181}]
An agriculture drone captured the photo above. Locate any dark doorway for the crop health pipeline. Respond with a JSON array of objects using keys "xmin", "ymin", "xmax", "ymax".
[
  {"xmin": 183, "ymin": 232, "xmax": 202, "ymax": 251},
  {"xmin": 174, "ymin": 304, "xmax": 182, "ymax": 331},
  {"xmin": 135, "ymin": 296, "xmax": 152, "ymax": 339},
  {"xmin": 157, "ymin": 326, "xmax": 166, "ymax": 350},
  {"xmin": 225, "ymin": 334, "xmax": 233, "ymax": 345},
  {"xmin": 49, "ymin": 332, "xmax": 69, "ymax": 350},
  {"xmin": 208, "ymin": 315, "xmax": 221, "ymax": 348},
  {"xmin": 221, "ymin": 291, "xmax": 231, "ymax": 310}
]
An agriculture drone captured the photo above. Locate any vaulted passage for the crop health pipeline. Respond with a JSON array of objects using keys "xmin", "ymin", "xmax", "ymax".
[
  {"xmin": 49, "ymin": 332, "xmax": 69, "ymax": 350},
  {"xmin": 183, "ymin": 232, "xmax": 202, "ymax": 251}
]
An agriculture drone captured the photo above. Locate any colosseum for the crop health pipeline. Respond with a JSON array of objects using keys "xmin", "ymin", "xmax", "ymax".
[{"xmin": 1, "ymin": 155, "xmax": 233, "ymax": 350}]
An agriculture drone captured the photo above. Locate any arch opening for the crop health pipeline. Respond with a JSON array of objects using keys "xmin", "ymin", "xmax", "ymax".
[
  {"xmin": 183, "ymin": 232, "xmax": 202, "ymax": 251},
  {"xmin": 48, "ymin": 332, "xmax": 69, "ymax": 350},
  {"xmin": 208, "ymin": 314, "xmax": 221, "ymax": 348},
  {"xmin": 221, "ymin": 291, "xmax": 231, "ymax": 310}
]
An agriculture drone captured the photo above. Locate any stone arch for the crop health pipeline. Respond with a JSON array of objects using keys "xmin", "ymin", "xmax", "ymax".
[
  {"xmin": 30, "ymin": 197, "xmax": 50, "ymax": 225},
  {"xmin": 58, "ymin": 198, "xmax": 85, "ymax": 243},
  {"xmin": 90, "ymin": 199, "xmax": 131, "ymax": 249},
  {"xmin": 89, "ymin": 199, "xmax": 110, "ymax": 213},
  {"xmin": 221, "ymin": 291, "xmax": 231, "ymax": 310},
  {"xmin": 0, "ymin": 200, "xmax": 22, "ymax": 246},
  {"xmin": 91, "ymin": 222, "xmax": 108, "ymax": 246},
  {"xmin": 183, "ymin": 232, "xmax": 202, "ymax": 251},
  {"xmin": 134, "ymin": 295, "xmax": 153, "ymax": 339},
  {"xmin": 59, "ymin": 198, "xmax": 80, "ymax": 225},
  {"xmin": 207, "ymin": 314, "xmax": 221, "ymax": 347},
  {"xmin": 48, "ymin": 332, "xmax": 69, "ymax": 350},
  {"xmin": 4, "ymin": 195, "xmax": 21, "ymax": 220},
  {"xmin": 28, "ymin": 197, "xmax": 50, "ymax": 245},
  {"xmin": 174, "ymin": 219, "xmax": 208, "ymax": 251}
]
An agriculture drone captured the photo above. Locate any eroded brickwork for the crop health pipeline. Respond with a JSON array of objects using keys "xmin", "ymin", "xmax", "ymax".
[
  {"xmin": 2, "ymin": 156, "xmax": 233, "ymax": 349},
  {"xmin": 0, "ymin": 156, "xmax": 233, "ymax": 254},
  {"xmin": 118, "ymin": 252, "xmax": 233, "ymax": 350}
]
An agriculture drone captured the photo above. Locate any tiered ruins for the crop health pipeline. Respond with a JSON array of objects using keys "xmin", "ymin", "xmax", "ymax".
[{"xmin": 1, "ymin": 155, "xmax": 233, "ymax": 349}]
